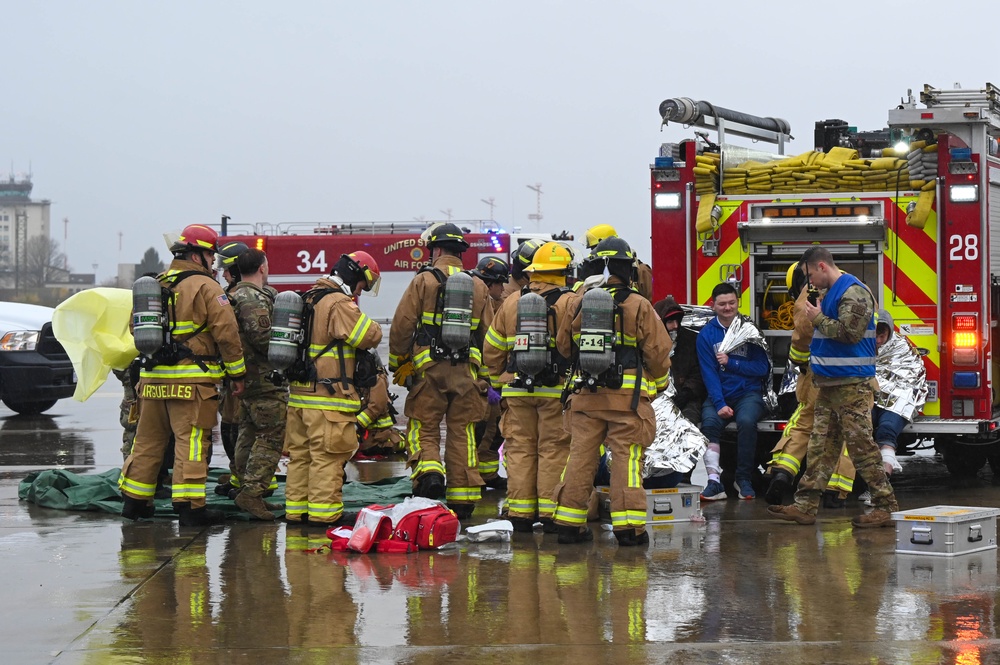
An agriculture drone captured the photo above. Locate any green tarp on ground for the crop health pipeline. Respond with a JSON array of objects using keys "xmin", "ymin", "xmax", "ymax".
[{"xmin": 19, "ymin": 468, "xmax": 413, "ymax": 520}]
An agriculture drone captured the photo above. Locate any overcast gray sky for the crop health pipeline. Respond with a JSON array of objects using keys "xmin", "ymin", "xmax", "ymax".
[{"xmin": 6, "ymin": 0, "xmax": 997, "ymax": 281}]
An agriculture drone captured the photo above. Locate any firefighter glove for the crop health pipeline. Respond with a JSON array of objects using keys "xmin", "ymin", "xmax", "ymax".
[{"xmin": 392, "ymin": 359, "xmax": 415, "ymax": 386}]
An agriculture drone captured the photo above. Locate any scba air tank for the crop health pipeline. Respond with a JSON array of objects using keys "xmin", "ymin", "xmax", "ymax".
[
  {"xmin": 514, "ymin": 292, "xmax": 549, "ymax": 382},
  {"xmin": 132, "ymin": 275, "xmax": 165, "ymax": 356},
  {"xmin": 268, "ymin": 291, "xmax": 304, "ymax": 371},
  {"xmin": 441, "ymin": 271, "xmax": 474, "ymax": 351},
  {"xmin": 578, "ymin": 287, "xmax": 615, "ymax": 380}
]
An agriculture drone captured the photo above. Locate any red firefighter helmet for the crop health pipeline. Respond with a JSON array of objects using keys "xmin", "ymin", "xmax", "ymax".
[
  {"xmin": 176, "ymin": 224, "xmax": 219, "ymax": 253},
  {"xmin": 345, "ymin": 251, "xmax": 381, "ymax": 295}
]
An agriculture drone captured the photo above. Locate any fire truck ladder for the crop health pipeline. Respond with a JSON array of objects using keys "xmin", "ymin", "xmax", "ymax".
[{"xmin": 919, "ymin": 83, "xmax": 1000, "ymax": 115}]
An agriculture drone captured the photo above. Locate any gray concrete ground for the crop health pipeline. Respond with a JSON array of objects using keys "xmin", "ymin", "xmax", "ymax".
[{"xmin": 3, "ymin": 381, "xmax": 1000, "ymax": 664}]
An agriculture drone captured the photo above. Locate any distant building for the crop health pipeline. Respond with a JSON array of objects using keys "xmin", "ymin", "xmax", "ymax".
[{"xmin": 0, "ymin": 174, "xmax": 51, "ymax": 289}]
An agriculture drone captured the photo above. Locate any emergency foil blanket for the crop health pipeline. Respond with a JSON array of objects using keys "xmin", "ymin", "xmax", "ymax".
[
  {"xmin": 716, "ymin": 314, "xmax": 778, "ymax": 412},
  {"xmin": 607, "ymin": 394, "xmax": 708, "ymax": 475},
  {"xmin": 875, "ymin": 333, "xmax": 928, "ymax": 420}
]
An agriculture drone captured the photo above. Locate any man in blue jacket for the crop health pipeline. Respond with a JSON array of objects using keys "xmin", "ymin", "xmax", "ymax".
[{"xmin": 697, "ymin": 282, "xmax": 769, "ymax": 500}]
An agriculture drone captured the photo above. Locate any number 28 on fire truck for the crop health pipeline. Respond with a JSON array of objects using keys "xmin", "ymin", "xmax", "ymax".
[{"xmin": 649, "ymin": 84, "xmax": 1000, "ymax": 476}]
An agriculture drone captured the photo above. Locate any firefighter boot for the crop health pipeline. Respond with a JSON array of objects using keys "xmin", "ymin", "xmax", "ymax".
[
  {"xmin": 764, "ymin": 469, "xmax": 794, "ymax": 506},
  {"xmin": 121, "ymin": 496, "xmax": 155, "ymax": 521},
  {"xmin": 614, "ymin": 528, "xmax": 650, "ymax": 547},
  {"xmin": 557, "ymin": 525, "xmax": 594, "ymax": 544},
  {"xmin": 539, "ymin": 517, "xmax": 559, "ymax": 534},
  {"xmin": 449, "ymin": 503, "xmax": 475, "ymax": 520},
  {"xmin": 175, "ymin": 502, "xmax": 226, "ymax": 527},
  {"xmin": 509, "ymin": 516, "xmax": 535, "ymax": 533},
  {"xmin": 821, "ymin": 490, "xmax": 847, "ymax": 509},
  {"xmin": 235, "ymin": 491, "xmax": 276, "ymax": 521},
  {"xmin": 414, "ymin": 473, "xmax": 446, "ymax": 500}
]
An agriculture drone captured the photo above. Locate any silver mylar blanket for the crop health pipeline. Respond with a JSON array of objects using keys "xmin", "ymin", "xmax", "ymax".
[
  {"xmin": 607, "ymin": 393, "xmax": 708, "ymax": 475},
  {"xmin": 875, "ymin": 333, "xmax": 927, "ymax": 420},
  {"xmin": 715, "ymin": 314, "xmax": 777, "ymax": 412}
]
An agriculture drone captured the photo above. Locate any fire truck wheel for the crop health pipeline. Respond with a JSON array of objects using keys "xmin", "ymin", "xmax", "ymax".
[{"xmin": 941, "ymin": 444, "xmax": 987, "ymax": 479}]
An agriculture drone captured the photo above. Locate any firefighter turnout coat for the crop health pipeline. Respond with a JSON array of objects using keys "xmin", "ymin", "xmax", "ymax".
[
  {"xmin": 284, "ymin": 276, "xmax": 383, "ymax": 524},
  {"xmin": 484, "ymin": 279, "xmax": 575, "ymax": 520},
  {"xmin": 551, "ymin": 276, "xmax": 672, "ymax": 535},
  {"xmin": 120, "ymin": 257, "xmax": 246, "ymax": 508},
  {"xmin": 388, "ymin": 254, "xmax": 495, "ymax": 506}
]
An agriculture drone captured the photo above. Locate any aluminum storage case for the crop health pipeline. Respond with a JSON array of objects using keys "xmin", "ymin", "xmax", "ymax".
[
  {"xmin": 597, "ymin": 483, "xmax": 702, "ymax": 524},
  {"xmin": 891, "ymin": 505, "xmax": 1000, "ymax": 557}
]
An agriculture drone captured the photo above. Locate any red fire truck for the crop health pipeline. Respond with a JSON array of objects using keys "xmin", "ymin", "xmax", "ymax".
[
  {"xmin": 650, "ymin": 84, "xmax": 1000, "ymax": 476},
  {"xmin": 220, "ymin": 220, "xmax": 564, "ymax": 322}
]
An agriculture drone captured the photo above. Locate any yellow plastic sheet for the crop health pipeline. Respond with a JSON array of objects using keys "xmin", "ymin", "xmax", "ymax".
[{"xmin": 52, "ymin": 288, "xmax": 138, "ymax": 401}]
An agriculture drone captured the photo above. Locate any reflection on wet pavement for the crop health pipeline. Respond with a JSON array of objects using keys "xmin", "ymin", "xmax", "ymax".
[{"xmin": 3, "ymin": 383, "xmax": 1000, "ymax": 663}]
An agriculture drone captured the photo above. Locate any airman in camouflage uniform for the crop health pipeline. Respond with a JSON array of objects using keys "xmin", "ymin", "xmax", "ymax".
[
  {"xmin": 229, "ymin": 248, "xmax": 289, "ymax": 520},
  {"xmin": 769, "ymin": 247, "xmax": 898, "ymax": 528}
]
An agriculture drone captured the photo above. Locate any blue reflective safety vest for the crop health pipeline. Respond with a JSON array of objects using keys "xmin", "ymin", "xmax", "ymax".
[{"xmin": 810, "ymin": 273, "xmax": 876, "ymax": 379}]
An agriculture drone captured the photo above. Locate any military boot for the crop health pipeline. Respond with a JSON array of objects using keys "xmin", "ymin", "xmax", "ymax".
[
  {"xmin": 852, "ymin": 508, "xmax": 894, "ymax": 528},
  {"xmin": 121, "ymin": 496, "xmax": 155, "ymax": 521},
  {"xmin": 235, "ymin": 492, "xmax": 276, "ymax": 521},
  {"xmin": 175, "ymin": 502, "xmax": 226, "ymax": 527}
]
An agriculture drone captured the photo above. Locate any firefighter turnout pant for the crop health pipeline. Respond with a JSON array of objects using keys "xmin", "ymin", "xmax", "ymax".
[
  {"xmin": 404, "ymin": 361, "xmax": 487, "ymax": 507},
  {"xmin": 501, "ymin": 394, "xmax": 571, "ymax": 520},
  {"xmin": 476, "ymin": 401, "xmax": 503, "ymax": 482},
  {"xmin": 232, "ymin": 392, "xmax": 287, "ymax": 497},
  {"xmin": 284, "ymin": 406, "xmax": 358, "ymax": 525},
  {"xmin": 768, "ymin": 370, "xmax": 856, "ymax": 495},
  {"xmin": 120, "ymin": 383, "xmax": 220, "ymax": 509},
  {"xmin": 552, "ymin": 403, "xmax": 656, "ymax": 535},
  {"xmin": 793, "ymin": 379, "xmax": 898, "ymax": 515}
]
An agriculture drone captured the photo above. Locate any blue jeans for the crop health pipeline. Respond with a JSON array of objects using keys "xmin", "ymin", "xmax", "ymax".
[
  {"xmin": 872, "ymin": 407, "xmax": 907, "ymax": 449},
  {"xmin": 700, "ymin": 392, "xmax": 767, "ymax": 482}
]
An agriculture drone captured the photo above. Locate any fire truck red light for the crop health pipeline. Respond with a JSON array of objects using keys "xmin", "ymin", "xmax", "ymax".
[{"xmin": 921, "ymin": 112, "xmax": 934, "ymax": 119}]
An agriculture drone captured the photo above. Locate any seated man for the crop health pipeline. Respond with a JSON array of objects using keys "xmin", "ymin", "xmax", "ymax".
[
  {"xmin": 697, "ymin": 283, "xmax": 770, "ymax": 501},
  {"xmin": 872, "ymin": 309, "xmax": 927, "ymax": 476},
  {"xmin": 654, "ymin": 296, "xmax": 707, "ymax": 426}
]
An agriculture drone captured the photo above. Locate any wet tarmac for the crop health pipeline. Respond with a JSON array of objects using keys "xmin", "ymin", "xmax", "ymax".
[{"xmin": 4, "ymin": 383, "xmax": 1000, "ymax": 663}]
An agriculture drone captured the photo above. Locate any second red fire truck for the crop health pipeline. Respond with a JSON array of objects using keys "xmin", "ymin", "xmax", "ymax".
[{"xmin": 650, "ymin": 83, "xmax": 1000, "ymax": 476}]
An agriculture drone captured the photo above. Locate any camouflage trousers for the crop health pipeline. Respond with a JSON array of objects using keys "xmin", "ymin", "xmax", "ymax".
[
  {"xmin": 232, "ymin": 391, "xmax": 288, "ymax": 497},
  {"xmin": 793, "ymin": 378, "xmax": 898, "ymax": 515}
]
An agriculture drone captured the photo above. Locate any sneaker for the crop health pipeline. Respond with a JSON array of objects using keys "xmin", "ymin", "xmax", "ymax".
[
  {"xmin": 734, "ymin": 479, "xmax": 756, "ymax": 500},
  {"xmin": 700, "ymin": 479, "xmax": 727, "ymax": 501},
  {"xmin": 858, "ymin": 490, "xmax": 873, "ymax": 506},
  {"xmin": 767, "ymin": 504, "xmax": 816, "ymax": 525},
  {"xmin": 764, "ymin": 469, "xmax": 793, "ymax": 505},
  {"xmin": 852, "ymin": 508, "xmax": 894, "ymax": 528}
]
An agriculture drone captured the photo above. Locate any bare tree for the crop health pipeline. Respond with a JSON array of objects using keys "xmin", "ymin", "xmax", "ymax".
[{"xmin": 23, "ymin": 236, "xmax": 68, "ymax": 288}]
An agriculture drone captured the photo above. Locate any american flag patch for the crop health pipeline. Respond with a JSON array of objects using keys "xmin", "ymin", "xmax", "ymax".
[{"xmin": 217, "ymin": 294, "xmax": 229, "ymax": 305}]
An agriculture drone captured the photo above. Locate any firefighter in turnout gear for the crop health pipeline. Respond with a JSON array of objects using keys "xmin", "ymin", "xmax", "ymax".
[
  {"xmin": 389, "ymin": 222, "xmax": 495, "ymax": 519},
  {"xmin": 584, "ymin": 224, "xmax": 653, "ymax": 301},
  {"xmin": 284, "ymin": 251, "xmax": 383, "ymax": 527},
  {"xmin": 120, "ymin": 224, "xmax": 247, "ymax": 526},
  {"xmin": 485, "ymin": 241, "xmax": 575, "ymax": 532},
  {"xmin": 501, "ymin": 239, "xmax": 545, "ymax": 302},
  {"xmin": 471, "ymin": 256, "xmax": 510, "ymax": 490},
  {"xmin": 552, "ymin": 236, "xmax": 672, "ymax": 545},
  {"xmin": 228, "ymin": 248, "xmax": 289, "ymax": 521}
]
